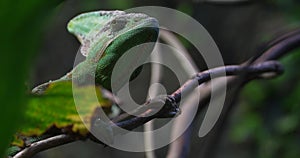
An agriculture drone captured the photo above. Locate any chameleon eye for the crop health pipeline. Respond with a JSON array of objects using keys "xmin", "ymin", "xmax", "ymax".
[
  {"xmin": 111, "ymin": 20, "xmax": 117, "ymax": 25},
  {"xmin": 110, "ymin": 18, "xmax": 127, "ymax": 32}
]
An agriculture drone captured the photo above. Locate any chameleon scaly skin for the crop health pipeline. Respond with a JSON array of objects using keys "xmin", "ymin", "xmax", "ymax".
[{"xmin": 32, "ymin": 10, "xmax": 159, "ymax": 93}]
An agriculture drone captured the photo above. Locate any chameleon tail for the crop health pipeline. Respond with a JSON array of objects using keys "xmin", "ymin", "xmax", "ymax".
[{"xmin": 31, "ymin": 71, "xmax": 73, "ymax": 95}]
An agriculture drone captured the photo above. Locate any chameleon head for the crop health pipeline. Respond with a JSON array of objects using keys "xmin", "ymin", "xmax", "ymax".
[
  {"xmin": 105, "ymin": 13, "xmax": 159, "ymax": 38},
  {"xmin": 68, "ymin": 11, "xmax": 159, "ymax": 90},
  {"xmin": 86, "ymin": 12, "xmax": 159, "ymax": 61}
]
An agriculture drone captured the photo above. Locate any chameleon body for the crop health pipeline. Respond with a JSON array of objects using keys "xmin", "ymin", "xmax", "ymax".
[
  {"xmin": 33, "ymin": 10, "xmax": 159, "ymax": 93},
  {"xmin": 9, "ymin": 11, "xmax": 159, "ymax": 156}
]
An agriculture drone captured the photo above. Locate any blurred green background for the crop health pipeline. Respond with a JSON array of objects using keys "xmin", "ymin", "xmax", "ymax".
[{"xmin": 1, "ymin": 0, "xmax": 300, "ymax": 157}]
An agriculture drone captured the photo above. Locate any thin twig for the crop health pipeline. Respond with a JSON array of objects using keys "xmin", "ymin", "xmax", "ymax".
[
  {"xmin": 170, "ymin": 61, "xmax": 283, "ymax": 103},
  {"xmin": 253, "ymin": 30, "xmax": 300, "ymax": 64},
  {"xmin": 159, "ymin": 28, "xmax": 200, "ymax": 158},
  {"xmin": 144, "ymin": 34, "xmax": 163, "ymax": 158},
  {"xmin": 13, "ymin": 134, "xmax": 79, "ymax": 158}
]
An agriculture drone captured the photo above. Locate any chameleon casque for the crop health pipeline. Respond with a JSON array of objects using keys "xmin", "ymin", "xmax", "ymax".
[{"xmin": 9, "ymin": 10, "xmax": 159, "ymax": 156}]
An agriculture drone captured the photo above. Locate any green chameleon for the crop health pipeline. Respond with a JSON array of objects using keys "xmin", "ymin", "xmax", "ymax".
[
  {"xmin": 33, "ymin": 10, "xmax": 159, "ymax": 94},
  {"xmin": 9, "ymin": 10, "xmax": 159, "ymax": 156}
]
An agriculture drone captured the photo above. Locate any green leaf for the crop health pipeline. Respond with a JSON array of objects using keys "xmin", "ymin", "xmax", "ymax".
[{"xmin": 12, "ymin": 81, "xmax": 112, "ymax": 147}]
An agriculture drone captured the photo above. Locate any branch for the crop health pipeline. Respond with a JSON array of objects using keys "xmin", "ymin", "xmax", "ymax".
[{"xmin": 109, "ymin": 61, "xmax": 283, "ymax": 131}]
